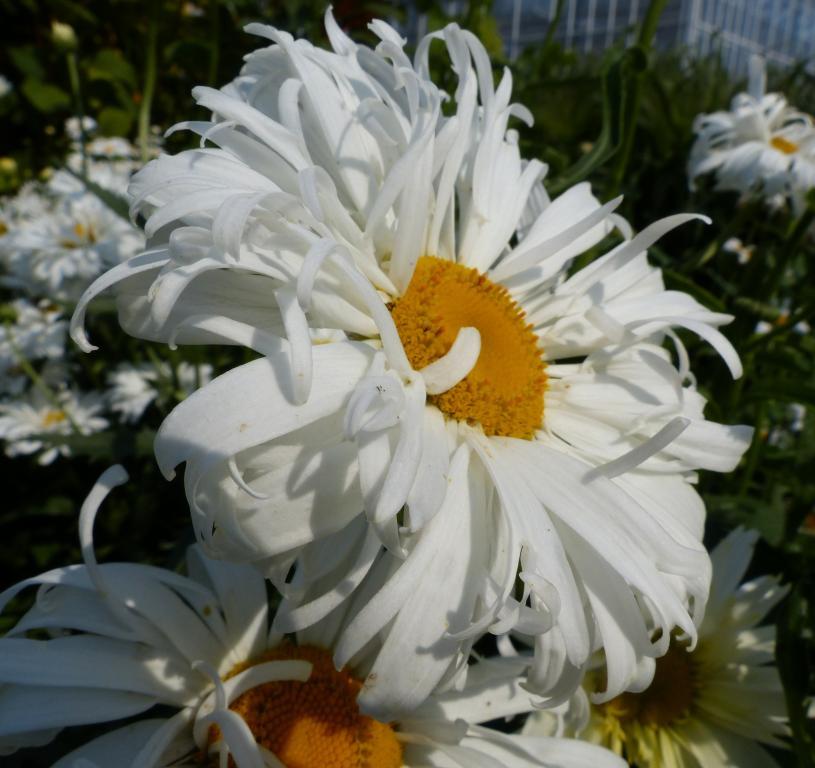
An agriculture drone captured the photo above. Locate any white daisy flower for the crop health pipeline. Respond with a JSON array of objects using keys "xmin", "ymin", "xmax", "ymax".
[
  {"xmin": 0, "ymin": 182, "xmax": 53, "ymax": 241},
  {"xmin": 65, "ymin": 116, "xmax": 98, "ymax": 142},
  {"xmin": 0, "ymin": 299, "xmax": 67, "ymax": 394},
  {"xmin": 4, "ymin": 190, "xmax": 143, "ymax": 301},
  {"xmin": 523, "ymin": 527, "xmax": 790, "ymax": 767},
  {"xmin": 73, "ymin": 12, "xmax": 751, "ymax": 714},
  {"xmin": 689, "ymin": 55, "xmax": 815, "ymax": 213},
  {"xmin": 0, "ymin": 388, "xmax": 107, "ymax": 464},
  {"xmin": 107, "ymin": 361, "xmax": 213, "ymax": 423},
  {"xmin": 175, "ymin": 360, "xmax": 214, "ymax": 394},
  {"xmin": 107, "ymin": 362, "xmax": 161, "ymax": 423},
  {"xmin": 0, "ymin": 466, "xmax": 627, "ymax": 768},
  {"xmin": 58, "ymin": 136, "xmax": 143, "ymax": 198}
]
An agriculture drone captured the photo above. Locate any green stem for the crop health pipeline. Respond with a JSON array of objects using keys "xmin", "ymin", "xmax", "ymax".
[
  {"xmin": 542, "ymin": 0, "xmax": 566, "ymax": 50},
  {"xmin": 208, "ymin": 0, "xmax": 220, "ymax": 86},
  {"xmin": 138, "ymin": 2, "xmax": 159, "ymax": 165},
  {"xmin": 609, "ymin": 0, "xmax": 668, "ymax": 191},
  {"xmin": 737, "ymin": 400, "xmax": 766, "ymax": 499},
  {"xmin": 5, "ymin": 324, "xmax": 81, "ymax": 433},
  {"xmin": 66, "ymin": 51, "xmax": 87, "ymax": 177}
]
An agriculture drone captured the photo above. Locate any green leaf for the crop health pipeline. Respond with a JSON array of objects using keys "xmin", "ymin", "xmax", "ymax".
[
  {"xmin": 8, "ymin": 45, "xmax": 45, "ymax": 79},
  {"xmin": 97, "ymin": 106, "xmax": 134, "ymax": 137},
  {"xmin": 546, "ymin": 46, "xmax": 647, "ymax": 195},
  {"xmin": 20, "ymin": 77, "xmax": 71, "ymax": 113},
  {"xmin": 747, "ymin": 380, "xmax": 815, "ymax": 407},
  {"xmin": 87, "ymin": 48, "xmax": 136, "ymax": 87}
]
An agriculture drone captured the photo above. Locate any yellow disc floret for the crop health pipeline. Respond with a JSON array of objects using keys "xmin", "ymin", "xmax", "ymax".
[
  {"xmin": 41, "ymin": 410, "xmax": 67, "ymax": 428},
  {"xmin": 209, "ymin": 645, "xmax": 402, "ymax": 768},
  {"xmin": 770, "ymin": 135, "xmax": 799, "ymax": 155},
  {"xmin": 598, "ymin": 645, "xmax": 696, "ymax": 728},
  {"xmin": 390, "ymin": 256, "xmax": 546, "ymax": 438},
  {"xmin": 587, "ymin": 644, "xmax": 698, "ymax": 764}
]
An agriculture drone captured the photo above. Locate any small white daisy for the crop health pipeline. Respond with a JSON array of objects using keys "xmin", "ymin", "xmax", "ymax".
[
  {"xmin": 106, "ymin": 362, "xmax": 161, "ymax": 423},
  {"xmin": 64, "ymin": 115, "xmax": 98, "ymax": 142},
  {"xmin": 0, "ymin": 299, "xmax": 67, "ymax": 394},
  {"xmin": 0, "ymin": 74, "xmax": 12, "ymax": 99},
  {"xmin": 0, "ymin": 388, "xmax": 108, "ymax": 464},
  {"xmin": 106, "ymin": 361, "xmax": 213, "ymax": 423},
  {"xmin": 74, "ymin": 12, "xmax": 751, "ymax": 715},
  {"xmin": 523, "ymin": 527, "xmax": 790, "ymax": 767},
  {"xmin": 3, "ymin": 190, "xmax": 143, "ymax": 301},
  {"xmin": 689, "ymin": 56, "xmax": 815, "ymax": 213},
  {"xmin": 0, "ymin": 466, "xmax": 627, "ymax": 768}
]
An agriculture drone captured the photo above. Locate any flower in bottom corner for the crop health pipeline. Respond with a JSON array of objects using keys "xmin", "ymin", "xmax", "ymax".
[
  {"xmin": 0, "ymin": 467, "xmax": 626, "ymax": 768},
  {"xmin": 523, "ymin": 527, "xmax": 790, "ymax": 767}
]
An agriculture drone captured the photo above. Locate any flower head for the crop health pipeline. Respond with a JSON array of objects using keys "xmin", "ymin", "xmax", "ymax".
[
  {"xmin": 689, "ymin": 56, "xmax": 815, "ymax": 212},
  {"xmin": 3, "ymin": 190, "xmax": 142, "ymax": 301},
  {"xmin": 0, "ymin": 299, "xmax": 66, "ymax": 395},
  {"xmin": 0, "ymin": 388, "xmax": 107, "ymax": 464},
  {"xmin": 74, "ymin": 11, "xmax": 751, "ymax": 715},
  {"xmin": 523, "ymin": 527, "xmax": 790, "ymax": 767},
  {"xmin": 0, "ymin": 467, "xmax": 626, "ymax": 768}
]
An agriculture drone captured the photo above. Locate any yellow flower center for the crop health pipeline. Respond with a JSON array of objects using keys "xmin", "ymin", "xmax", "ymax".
[
  {"xmin": 208, "ymin": 645, "xmax": 402, "ymax": 768},
  {"xmin": 598, "ymin": 645, "xmax": 696, "ymax": 728},
  {"xmin": 41, "ymin": 410, "xmax": 67, "ymax": 427},
  {"xmin": 390, "ymin": 256, "xmax": 546, "ymax": 438},
  {"xmin": 60, "ymin": 222, "xmax": 97, "ymax": 249},
  {"xmin": 770, "ymin": 135, "xmax": 799, "ymax": 154}
]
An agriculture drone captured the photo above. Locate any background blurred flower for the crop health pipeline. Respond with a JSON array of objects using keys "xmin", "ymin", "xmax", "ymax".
[
  {"xmin": 0, "ymin": 388, "xmax": 107, "ymax": 464},
  {"xmin": 689, "ymin": 56, "xmax": 815, "ymax": 213}
]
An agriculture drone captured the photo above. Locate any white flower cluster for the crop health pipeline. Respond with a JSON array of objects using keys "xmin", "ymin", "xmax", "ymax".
[
  {"xmin": 0, "ymin": 119, "xmax": 209, "ymax": 463},
  {"xmin": 0, "ymin": 12, "xmax": 792, "ymax": 768},
  {"xmin": 689, "ymin": 56, "xmax": 815, "ymax": 213}
]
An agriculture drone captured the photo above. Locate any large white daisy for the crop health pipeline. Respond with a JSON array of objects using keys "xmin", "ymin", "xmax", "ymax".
[
  {"xmin": 689, "ymin": 55, "xmax": 815, "ymax": 213},
  {"xmin": 72, "ymin": 12, "xmax": 751, "ymax": 715},
  {"xmin": 523, "ymin": 527, "xmax": 790, "ymax": 767},
  {"xmin": 0, "ymin": 466, "xmax": 627, "ymax": 768}
]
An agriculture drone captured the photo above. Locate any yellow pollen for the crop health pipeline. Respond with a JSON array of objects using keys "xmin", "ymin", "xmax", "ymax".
[
  {"xmin": 597, "ymin": 645, "xmax": 696, "ymax": 728},
  {"xmin": 390, "ymin": 256, "xmax": 546, "ymax": 438},
  {"xmin": 41, "ymin": 410, "xmax": 67, "ymax": 427},
  {"xmin": 208, "ymin": 645, "xmax": 402, "ymax": 768},
  {"xmin": 770, "ymin": 135, "xmax": 799, "ymax": 154}
]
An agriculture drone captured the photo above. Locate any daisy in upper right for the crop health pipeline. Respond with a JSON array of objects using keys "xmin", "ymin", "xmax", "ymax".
[
  {"xmin": 689, "ymin": 55, "xmax": 815, "ymax": 213},
  {"xmin": 73, "ymin": 11, "xmax": 752, "ymax": 717},
  {"xmin": 523, "ymin": 527, "xmax": 790, "ymax": 767}
]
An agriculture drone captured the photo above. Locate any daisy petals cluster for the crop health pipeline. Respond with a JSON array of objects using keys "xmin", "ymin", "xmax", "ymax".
[
  {"xmin": 689, "ymin": 55, "xmax": 815, "ymax": 212},
  {"xmin": 0, "ymin": 467, "xmax": 627, "ymax": 768},
  {"xmin": 71, "ymin": 9, "xmax": 754, "ymax": 721}
]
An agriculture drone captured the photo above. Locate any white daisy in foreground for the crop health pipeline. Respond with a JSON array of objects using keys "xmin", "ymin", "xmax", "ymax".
[
  {"xmin": 689, "ymin": 55, "xmax": 815, "ymax": 212},
  {"xmin": 523, "ymin": 527, "xmax": 790, "ymax": 767},
  {"xmin": 74, "ymin": 12, "xmax": 751, "ymax": 714},
  {"xmin": 0, "ymin": 388, "xmax": 107, "ymax": 464},
  {"xmin": 0, "ymin": 467, "xmax": 626, "ymax": 768},
  {"xmin": 4, "ymin": 190, "xmax": 142, "ymax": 301}
]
